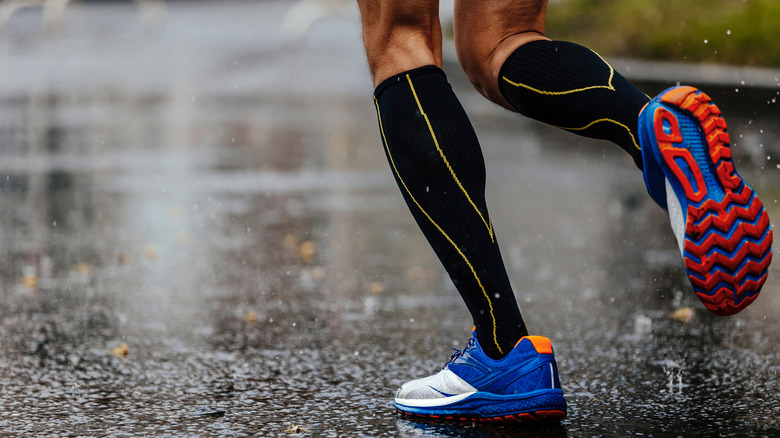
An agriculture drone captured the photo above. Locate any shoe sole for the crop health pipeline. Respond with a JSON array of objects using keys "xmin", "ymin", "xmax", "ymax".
[
  {"xmin": 640, "ymin": 86, "xmax": 773, "ymax": 315},
  {"xmin": 394, "ymin": 390, "xmax": 566, "ymax": 423}
]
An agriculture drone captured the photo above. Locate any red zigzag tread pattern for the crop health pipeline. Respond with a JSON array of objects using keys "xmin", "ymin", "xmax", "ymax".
[{"xmin": 659, "ymin": 87, "xmax": 773, "ymax": 316}]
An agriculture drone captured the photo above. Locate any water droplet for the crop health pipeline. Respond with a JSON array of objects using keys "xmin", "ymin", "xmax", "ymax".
[
  {"xmin": 704, "ymin": 39, "xmax": 709, "ymax": 44},
  {"xmin": 726, "ymin": 29, "xmax": 732, "ymax": 35}
]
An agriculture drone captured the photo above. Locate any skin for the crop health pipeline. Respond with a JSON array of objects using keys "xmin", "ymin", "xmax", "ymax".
[{"xmin": 357, "ymin": 0, "xmax": 549, "ymax": 110}]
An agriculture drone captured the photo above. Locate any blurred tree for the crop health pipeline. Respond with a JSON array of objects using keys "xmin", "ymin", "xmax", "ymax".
[{"xmin": 546, "ymin": 0, "xmax": 780, "ymax": 66}]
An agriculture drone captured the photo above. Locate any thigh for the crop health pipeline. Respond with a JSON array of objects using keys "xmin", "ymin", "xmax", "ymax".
[
  {"xmin": 358, "ymin": 0, "xmax": 442, "ymax": 86},
  {"xmin": 454, "ymin": 0, "xmax": 548, "ymax": 106}
]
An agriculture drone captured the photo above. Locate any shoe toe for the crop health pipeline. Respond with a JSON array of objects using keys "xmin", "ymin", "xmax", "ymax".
[{"xmin": 395, "ymin": 369, "xmax": 476, "ymax": 401}]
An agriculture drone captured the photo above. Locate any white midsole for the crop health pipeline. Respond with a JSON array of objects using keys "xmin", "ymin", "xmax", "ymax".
[
  {"xmin": 666, "ymin": 178, "xmax": 686, "ymax": 256},
  {"xmin": 395, "ymin": 391, "xmax": 476, "ymax": 408}
]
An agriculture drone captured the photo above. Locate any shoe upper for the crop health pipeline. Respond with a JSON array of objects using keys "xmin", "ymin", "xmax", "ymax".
[
  {"xmin": 395, "ymin": 333, "xmax": 561, "ymax": 401},
  {"xmin": 639, "ymin": 100, "xmax": 673, "ymax": 212}
]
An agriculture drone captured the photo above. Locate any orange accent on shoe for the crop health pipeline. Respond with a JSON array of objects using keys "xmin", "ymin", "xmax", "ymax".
[
  {"xmin": 653, "ymin": 106, "xmax": 684, "ymax": 143},
  {"xmin": 395, "ymin": 408, "xmax": 566, "ymax": 423},
  {"xmin": 659, "ymin": 85, "xmax": 698, "ymax": 106},
  {"xmin": 517, "ymin": 336, "xmax": 553, "ymax": 354},
  {"xmin": 535, "ymin": 409, "xmax": 567, "ymax": 420}
]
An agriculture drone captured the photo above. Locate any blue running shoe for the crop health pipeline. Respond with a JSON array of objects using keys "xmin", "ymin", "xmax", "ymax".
[
  {"xmin": 393, "ymin": 332, "xmax": 566, "ymax": 422},
  {"xmin": 639, "ymin": 86, "xmax": 773, "ymax": 315}
]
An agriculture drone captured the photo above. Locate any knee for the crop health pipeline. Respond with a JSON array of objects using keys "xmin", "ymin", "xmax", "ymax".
[
  {"xmin": 456, "ymin": 32, "xmax": 548, "ymax": 109},
  {"xmin": 456, "ymin": 47, "xmax": 496, "ymax": 102},
  {"xmin": 453, "ymin": 0, "xmax": 548, "ymax": 107}
]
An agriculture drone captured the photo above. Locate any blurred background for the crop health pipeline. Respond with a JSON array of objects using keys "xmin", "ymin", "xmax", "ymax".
[
  {"xmin": 546, "ymin": 0, "xmax": 780, "ymax": 66},
  {"xmin": 0, "ymin": 1, "xmax": 779, "ymax": 436}
]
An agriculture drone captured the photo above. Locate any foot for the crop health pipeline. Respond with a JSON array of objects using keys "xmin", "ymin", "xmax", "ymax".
[
  {"xmin": 639, "ymin": 86, "xmax": 773, "ymax": 315},
  {"xmin": 393, "ymin": 331, "xmax": 567, "ymax": 422}
]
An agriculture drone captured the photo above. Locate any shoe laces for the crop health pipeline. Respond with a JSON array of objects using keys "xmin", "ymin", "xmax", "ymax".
[{"xmin": 444, "ymin": 337, "xmax": 475, "ymax": 368}]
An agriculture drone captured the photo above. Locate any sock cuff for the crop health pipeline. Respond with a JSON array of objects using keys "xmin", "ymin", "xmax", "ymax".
[{"xmin": 374, "ymin": 65, "xmax": 446, "ymax": 98}]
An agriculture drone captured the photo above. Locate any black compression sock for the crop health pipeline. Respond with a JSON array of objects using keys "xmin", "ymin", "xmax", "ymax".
[
  {"xmin": 373, "ymin": 65, "xmax": 527, "ymax": 359},
  {"xmin": 499, "ymin": 40, "xmax": 650, "ymax": 168}
]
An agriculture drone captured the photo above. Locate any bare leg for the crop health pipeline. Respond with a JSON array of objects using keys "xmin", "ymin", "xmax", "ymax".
[{"xmin": 357, "ymin": 0, "xmax": 442, "ymax": 86}]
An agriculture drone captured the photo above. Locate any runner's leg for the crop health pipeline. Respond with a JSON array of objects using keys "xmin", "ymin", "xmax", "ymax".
[
  {"xmin": 454, "ymin": 0, "xmax": 649, "ymax": 168},
  {"xmin": 359, "ymin": 0, "xmax": 527, "ymax": 359},
  {"xmin": 454, "ymin": 0, "xmax": 772, "ymax": 313}
]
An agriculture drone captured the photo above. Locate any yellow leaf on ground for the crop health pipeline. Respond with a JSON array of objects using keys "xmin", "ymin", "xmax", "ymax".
[
  {"xmin": 110, "ymin": 343, "xmax": 130, "ymax": 359},
  {"xmin": 244, "ymin": 311, "xmax": 258, "ymax": 323},
  {"xmin": 369, "ymin": 281, "xmax": 384, "ymax": 295},
  {"xmin": 19, "ymin": 275, "xmax": 37, "ymax": 289},
  {"xmin": 669, "ymin": 307, "xmax": 695, "ymax": 323},
  {"xmin": 284, "ymin": 424, "xmax": 309, "ymax": 433},
  {"xmin": 298, "ymin": 241, "xmax": 316, "ymax": 264},
  {"xmin": 74, "ymin": 262, "xmax": 92, "ymax": 275}
]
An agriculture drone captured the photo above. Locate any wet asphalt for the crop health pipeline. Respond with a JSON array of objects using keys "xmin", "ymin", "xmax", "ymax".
[{"xmin": 1, "ymin": 1, "xmax": 780, "ymax": 436}]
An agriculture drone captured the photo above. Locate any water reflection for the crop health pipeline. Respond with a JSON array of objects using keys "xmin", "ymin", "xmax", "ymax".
[{"xmin": 396, "ymin": 417, "xmax": 568, "ymax": 438}]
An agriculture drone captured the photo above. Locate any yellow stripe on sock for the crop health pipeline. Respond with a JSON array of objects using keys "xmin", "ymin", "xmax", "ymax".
[
  {"xmin": 501, "ymin": 78, "xmax": 615, "ymax": 95},
  {"xmin": 501, "ymin": 49, "xmax": 640, "ymax": 151},
  {"xmin": 373, "ymin": 96, "xmax": 503, "ymax": 356},
  {"xmin": 556, "ymin": 118, "xmax": 640, "ymax": 151},
  {"xmin": 502, "ymin": 50, "xmax": 616, "ymax": 95},
  {"xmin": 405, "ymin": 74, "xmax": 495, "ymax": 242}
]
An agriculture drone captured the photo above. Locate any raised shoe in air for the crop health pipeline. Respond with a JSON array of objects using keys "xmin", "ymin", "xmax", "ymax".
[{"xmin": 639, "ymin": 86, "xmax": 773, "ymax": 315}]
